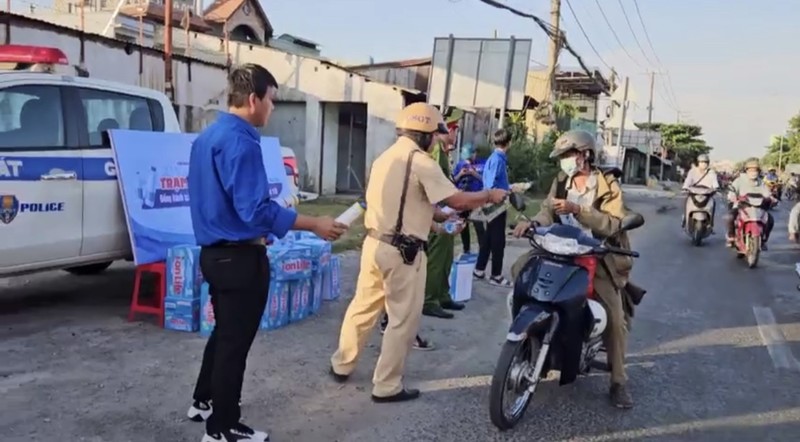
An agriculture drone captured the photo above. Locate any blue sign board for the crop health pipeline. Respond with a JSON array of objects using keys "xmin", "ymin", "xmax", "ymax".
[{"xmin": 109, "ymin": 130, "xmax": 291, "ymax": 265}]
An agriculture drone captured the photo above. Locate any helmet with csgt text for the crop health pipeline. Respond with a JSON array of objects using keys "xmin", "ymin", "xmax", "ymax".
[
  {"xmin": 395, "ymin": 103, "xmax": 449, "ymax": 134},
  {"xmin": 550, "ymin": 130, "xmax": 597, "ymax": 159}
]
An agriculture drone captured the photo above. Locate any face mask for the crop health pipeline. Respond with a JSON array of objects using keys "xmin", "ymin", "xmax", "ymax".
[
  {"xmin": 560, "ymin": 157, "xmax": 579, "ymax": 176},
  {"xmin": 746, "ymin": 171, "xmax": 759, "ymax": 180}
]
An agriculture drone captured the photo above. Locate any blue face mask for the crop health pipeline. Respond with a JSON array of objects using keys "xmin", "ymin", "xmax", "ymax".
[{"xmin": 560, "ymin": 157, "xmax": 579, "ymax": 176}]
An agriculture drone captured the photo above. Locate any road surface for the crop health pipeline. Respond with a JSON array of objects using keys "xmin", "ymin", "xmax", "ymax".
[{"xmin": 2, "ymin": 195, "xmax": 800, "ymax": 441}]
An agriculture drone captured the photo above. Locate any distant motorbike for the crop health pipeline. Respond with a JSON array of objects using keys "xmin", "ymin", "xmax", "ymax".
[
  {"xmin": 682, "ymin": 185, "xmax": 715, "ymax": 246},
  {"xmin": 765, "ymin": 179, "xmax": 780, "ymax": 205},
  {"xmin": 785, "ymin": 184, "xmax": 798, "ymax": 202},
  {"xmin": 731, "ymin": 193, "xmax": 768, "ymax": 268},
  {"xmin": 488, "ymin": 193, "xmax": 643, "ymax": 431}
]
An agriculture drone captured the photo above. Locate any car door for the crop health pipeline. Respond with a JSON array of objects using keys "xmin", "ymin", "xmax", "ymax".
[
  {"xmin": 69, "ymin": 86, "xmax": 166, "ymax": 257},
  {"xmin": 0, "ymin": 82, "xmax": 83, "ymax": 272}
]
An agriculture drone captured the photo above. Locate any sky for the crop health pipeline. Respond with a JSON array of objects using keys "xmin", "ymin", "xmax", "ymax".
[{"xmin": 262, "ymin": 0, "xmax": 800, "ymax": 162}]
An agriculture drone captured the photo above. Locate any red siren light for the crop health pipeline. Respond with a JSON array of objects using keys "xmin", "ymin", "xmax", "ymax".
[{"xmin": 0, "ymin": 45, "xmax": 69, "ymax": 65}]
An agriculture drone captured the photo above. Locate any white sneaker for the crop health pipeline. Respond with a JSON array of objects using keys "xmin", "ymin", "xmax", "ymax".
[
  {"xmin": 201, "ymin": 422, "xmax": 269, "ymax": 442},
  {"xmin": 188, "ymin": 400, "xmax": 212, "ymax": 422},
  {"xmin": 188, "ymin": 399, "xmax": 243, "ymax": 422}
]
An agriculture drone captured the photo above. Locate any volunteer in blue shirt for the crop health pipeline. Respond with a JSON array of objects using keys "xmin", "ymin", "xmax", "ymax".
[
  {"xmin": 452, "ymin": 143, "xmax": 486, "ymax": 254},
  {"xmin": 186, "ymin": 63, "xmax": 346, "ymax": 442},
  {"xmin": 473, "ymin": 129, "xmax": 513, "ymax": 287}
]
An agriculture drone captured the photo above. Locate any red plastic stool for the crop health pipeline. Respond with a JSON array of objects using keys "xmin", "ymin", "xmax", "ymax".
[{"xmin": 128, "ymin": 262, "xmax": 167, "ymax": 326}]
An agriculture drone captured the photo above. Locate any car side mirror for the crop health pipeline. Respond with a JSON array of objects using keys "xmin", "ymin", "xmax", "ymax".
[{"xmin": 509, "ymin": 192, "xmax": 526, "ymax": 212}]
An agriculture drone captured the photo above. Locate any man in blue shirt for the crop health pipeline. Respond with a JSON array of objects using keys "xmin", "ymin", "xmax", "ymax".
[
  {"xmin": 186, "ymin": 64, "xmax": 346, "ymax": 442},
  {"xmin": 474, "ymin": 129, "xmax": 513, "ymax": 287}
]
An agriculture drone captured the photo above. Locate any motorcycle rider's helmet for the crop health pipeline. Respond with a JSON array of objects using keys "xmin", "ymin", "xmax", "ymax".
[
  {"xmin": 697, "ymin": 154, "xmax": 709, "ymax": 163},
  {"xmin": 550, "ymin": 130, "xmax": 596, "ymax": 159}
]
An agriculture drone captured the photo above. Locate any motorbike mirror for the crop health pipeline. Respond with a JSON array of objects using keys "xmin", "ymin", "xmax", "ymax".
[
  {"xmin": 509, "ymin": 192, "xmax": 526, "ymax": 212},
  {"xmin": 620, "ymin": 212, "xmax": 645, "ymax": 231}
]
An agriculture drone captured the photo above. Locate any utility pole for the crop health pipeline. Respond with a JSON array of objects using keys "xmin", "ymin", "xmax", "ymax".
[
  {"xmin": 779, "ymin": 135, "xmax": 785, "ymax": 170},
  {"xmin": 544, "ymin": 0, "xmax": 561, "ymax": 106},
  {"xmin": 615, "ymin": 76, "xmax": 630, "ymax": 179},
  {"xmin": 644, "ymin": 71, "xmax": 655, "ymax": 182},
  {"xmin": 164, "ymin": 0, "xmax": 174, "ymax": 102}
]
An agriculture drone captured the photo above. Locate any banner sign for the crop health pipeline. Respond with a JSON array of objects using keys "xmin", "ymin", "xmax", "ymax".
[{"xmin": 109, "ymin": 130, "xmax": 291, "ymax": 265}]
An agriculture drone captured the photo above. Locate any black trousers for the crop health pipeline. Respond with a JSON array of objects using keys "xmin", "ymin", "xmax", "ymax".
[
  {"xmin": 460, "ymin": 220, "xmax": 486, "ymax": 254},
  {"xmin": 476, "ymin": 211, "xmax": 507, "ymax": 277},
  {"xmin": 193, "ymin": 244, "xmax": 269, "ymax": 433}
]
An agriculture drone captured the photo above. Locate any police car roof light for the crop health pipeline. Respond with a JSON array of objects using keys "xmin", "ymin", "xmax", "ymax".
[{"xmin": 0, "ymin": 45, "xmax": 69, "ymax": 65}]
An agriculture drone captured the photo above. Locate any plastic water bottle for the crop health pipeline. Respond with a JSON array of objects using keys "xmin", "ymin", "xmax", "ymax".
[
  {"xmin": 335, "ymin": 197, "xmax": 367, "ymax": 226},
  {"xmin": 143, "ymin": 166, "xmax": 158, "ymax": 208},
  {"xmin": 443, "ymin": 220, "xmax": 461, "ymax": 234}
]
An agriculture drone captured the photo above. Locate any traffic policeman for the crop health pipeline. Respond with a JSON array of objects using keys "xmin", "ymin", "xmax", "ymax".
[
  {"xmin": 186, "ymin": 63, "xmax": 346, "ymax": 442},
  {"xmin": 329, "ymin": 103, "xmax": 507, "ymax": 403}
]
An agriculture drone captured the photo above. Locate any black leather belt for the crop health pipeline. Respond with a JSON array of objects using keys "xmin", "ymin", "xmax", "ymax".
[
  {"xmin": 207, "ymin": 238, "xmax": 266, "ymax": 247},
  {"xmin": 366, "ymin": 230, "xmax": 428, "ymax": 252}
]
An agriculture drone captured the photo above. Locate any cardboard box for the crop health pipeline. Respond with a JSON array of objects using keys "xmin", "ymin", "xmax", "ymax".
[
  {"xmin": 166, "ymin": 245, "xmax": 203, "ymax": 299},
  {"xmin": 164, "ymin": 297, "xmax": 200, "ymax": 332}
]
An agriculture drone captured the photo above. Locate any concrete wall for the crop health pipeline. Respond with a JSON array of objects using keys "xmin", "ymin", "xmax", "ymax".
[{"xmin": 6, "ymin": 13, "xmax": 407, "ymax": 195}]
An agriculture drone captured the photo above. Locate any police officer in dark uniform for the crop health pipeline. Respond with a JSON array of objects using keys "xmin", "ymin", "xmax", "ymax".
[{"xmin": 185, "ymin": 63, "xmax": 346, "ymax": 442}]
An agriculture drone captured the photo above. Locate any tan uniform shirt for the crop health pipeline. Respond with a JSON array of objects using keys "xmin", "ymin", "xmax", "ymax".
[{"xmin": 364, "ymin": 136, "xmax": 459, "ymax": 240}]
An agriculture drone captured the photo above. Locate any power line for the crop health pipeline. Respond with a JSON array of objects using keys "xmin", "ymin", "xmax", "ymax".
[
  {"xmin": 632, "ymin": 0, "xmax": 681, "ymax": 110},
  {"xmin": 592, "ymin": 0, "xmax": 642, "ymax": 69},
  {"xmin": 616, "ymin": 0, "xmax": 655, "ymax": 68},
  {"xmin": 474, "ymin": 0, "xmax": 608, "ymax": 93},
  {"xmin": 563, "ymin": 0, "xmax": 612, "ymax": 71}
]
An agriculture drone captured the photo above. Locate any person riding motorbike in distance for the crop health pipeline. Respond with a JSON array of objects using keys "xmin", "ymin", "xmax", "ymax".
[
  {"xmin": 726, "ymin": 158, "xmax": 775, "ymax": 249},
  {"xmin": 764, "ymin": 166, "xmax": 781, "ymax": 200},
  {"xmin": 510, "ymin": 129, "xmax": 636, "ymax": 409},
  {"xmin": 681, "ymin": 153, "xmax": 719, "ymax": 229}
]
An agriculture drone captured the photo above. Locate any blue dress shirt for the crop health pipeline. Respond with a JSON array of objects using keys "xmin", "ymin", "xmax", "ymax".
[
  {"xmin": 482, "ymin": 149, "xmax": 510, "ymax": 191},
  {"xmin": 188, "ymin": 112, "xmax": 297, "ymax": 246}
]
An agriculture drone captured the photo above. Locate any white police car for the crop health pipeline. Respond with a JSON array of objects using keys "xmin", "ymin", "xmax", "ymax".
[{"xmin": 0, "ymin": 45, "xmax": 181, "ymax": 277}]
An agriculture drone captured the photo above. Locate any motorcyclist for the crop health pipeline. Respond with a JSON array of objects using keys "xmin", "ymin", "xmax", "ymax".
[
  {"xmin": 789, "ymin": 201, "xmax": 800, "ymax": 243},
  {"xmin": 681, "ymin": 154, "xmax": 719, "ymax": 229},
  {"xmin": 727, "ymin": 158, "xmax": 775, "ymax": 249},
  {"xmin": 765, "ymin": 167, "xmax": 781, "ymax": 200},
  {"xmin": 510, "ymin": 130, "xmax": 635, "ymax": 409}
]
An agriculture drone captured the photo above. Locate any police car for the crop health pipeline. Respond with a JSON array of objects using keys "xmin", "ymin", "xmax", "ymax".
[{"xmin": 0, "ymin": 45, "xmax": 182, "ymax": 277}]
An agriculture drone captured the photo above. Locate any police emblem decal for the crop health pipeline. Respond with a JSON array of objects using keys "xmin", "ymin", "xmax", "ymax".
[{"xmin": 0, "ymin": 194, "xmax": 19, "ymax": 224}]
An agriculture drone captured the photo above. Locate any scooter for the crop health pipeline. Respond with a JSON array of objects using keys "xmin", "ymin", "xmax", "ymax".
[
  {"xmin": 731, "ymin": 193, "xmax": 768, "ymax": 268},
  {"xmin": 488, "ymin": 193, "xmax": 643, "ymax": 431},
  {"xmin": 682, "ymin": 185, "xmax": 716, "ymax": 246}
]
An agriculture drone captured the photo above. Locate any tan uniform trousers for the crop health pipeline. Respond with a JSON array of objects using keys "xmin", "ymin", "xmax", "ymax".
[
  {"xmin": 330, "ymin": 236, "xmax": 427, "ymax": 397},
  {"xmin": 511, "ymin": 253, "xmax": 628, "ymax": 385}
]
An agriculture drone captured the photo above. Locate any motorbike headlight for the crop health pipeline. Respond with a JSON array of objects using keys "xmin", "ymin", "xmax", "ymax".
[{"xmin": 534, "ymin": 233, "xmax": 594, "ymax": 256}]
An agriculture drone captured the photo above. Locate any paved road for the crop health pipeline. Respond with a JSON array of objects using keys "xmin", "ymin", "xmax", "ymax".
[{"xmin": 2, "ymin": 195, "xmax": 800, "ymax": 441}]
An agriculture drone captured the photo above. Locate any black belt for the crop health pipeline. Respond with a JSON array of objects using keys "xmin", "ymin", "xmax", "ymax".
[
  {"xmin": 366, "ymin": 230, "xmax": 428, "ymax": 252},
  {"xmin": 206, "ymin": 238, "xmax": 266, "ymax": 248}
]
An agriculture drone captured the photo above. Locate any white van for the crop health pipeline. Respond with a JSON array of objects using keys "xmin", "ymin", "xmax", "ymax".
[
  {"xmin": 0, "ymin": 45, "xmax": 182, "ymax": 277},
  {"xmin": 0, "ymin": 45, "xmax": 303, "ymax": 278}
]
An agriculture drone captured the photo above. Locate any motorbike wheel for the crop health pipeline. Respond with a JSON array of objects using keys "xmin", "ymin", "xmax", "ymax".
[
  {"xmin": 489, "ymin": 338, "xmax": 543, "ymax": 431},
  {"xmin": 746, "ymin": 235, "xmax": 760, "ymax": 268},
  {"xmin": 692, "ymin": 220, "xmax": 704, "ymax": 246}
]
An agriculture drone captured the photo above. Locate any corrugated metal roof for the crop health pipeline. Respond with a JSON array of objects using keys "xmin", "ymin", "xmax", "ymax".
[{"xmin": 347, "ymin": 57, "xmax": 432, "ymax": 71}]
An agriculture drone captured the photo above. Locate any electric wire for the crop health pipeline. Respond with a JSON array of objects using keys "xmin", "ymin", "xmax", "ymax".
[
  {"xmin": 563, "ymin": 0, "xmax": 612, "ymax": 71},
  {"xmin": 474, "ymin": 0, "xmax": 608, "ymax": 93},
  {"xmin": 632, "ymin": 0, "xmax": 681, "ymax": 110},
  {"xmin": 593, "ymin": 0, "xmax": 642, "ymax": 69}
]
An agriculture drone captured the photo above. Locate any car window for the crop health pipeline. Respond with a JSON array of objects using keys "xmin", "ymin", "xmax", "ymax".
[
  {"xmin": 0, "ymin": 85, "xmax": 66, "ymax": 150},
  {"xmin": 78, "ymin": 88, "xmax": 154, "ymax": 146}
]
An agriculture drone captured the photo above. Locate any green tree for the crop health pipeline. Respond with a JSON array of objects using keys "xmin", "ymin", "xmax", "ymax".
[
  {"xmin": 502, "ymin": 111, "xmax": 560, "ymax": 193},
  {"xmin": 657, "ymin": 123, "xmax": 713, "ymax": 170},
  {"xmin": 761, "ymin": 112, "xmax": 800, "ymax": 168}
]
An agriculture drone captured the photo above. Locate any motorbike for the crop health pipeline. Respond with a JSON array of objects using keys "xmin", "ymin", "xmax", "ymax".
[
  {"xmin": 682, "ymin": 185, "xmax": 716, "ymax": 246},
  {"xmin": 785, "ymin": 183, "xmax": 798, "ymax": 202},
  {"xmin": 488, "ymin": 193, "xmax": 643, "ymax": 431},
  {"xmin": 731, "ymin": 193, "xmax": 768, "ymax": 268},
  {"xmin": 765, "ymin": 179, "xmax": 780, "ymax": 206}
]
